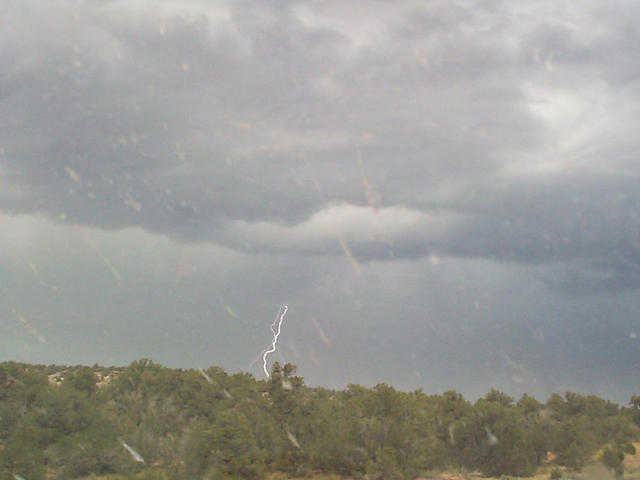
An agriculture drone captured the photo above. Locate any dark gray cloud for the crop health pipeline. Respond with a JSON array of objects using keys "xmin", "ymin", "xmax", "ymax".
[{"xmin": 1, "ymin": 0, "xmax": 639, "ymax": 402}]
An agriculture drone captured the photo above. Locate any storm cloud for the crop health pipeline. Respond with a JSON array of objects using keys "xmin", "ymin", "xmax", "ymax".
[{"xmin": 1, "ymin": 0, "xmax": 639, "ymax": 402}]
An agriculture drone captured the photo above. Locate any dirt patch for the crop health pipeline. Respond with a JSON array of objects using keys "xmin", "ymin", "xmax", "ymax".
[{"xmin": 624, "ymin": 442, "xmax": 640, "ymax": 468}]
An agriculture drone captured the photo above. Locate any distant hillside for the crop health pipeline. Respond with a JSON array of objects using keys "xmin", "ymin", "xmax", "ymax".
[{"xmin": 1, "ymin": 360, "xmax": 638, "ymax": 480}]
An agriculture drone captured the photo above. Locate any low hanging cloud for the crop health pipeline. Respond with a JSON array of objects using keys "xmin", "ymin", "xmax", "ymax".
[{"xmin": 221, "ymin": 203, "xmax": 467, "ymax": 259}]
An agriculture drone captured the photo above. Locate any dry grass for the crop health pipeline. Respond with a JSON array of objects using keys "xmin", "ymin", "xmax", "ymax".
[
  {"xmin": 622, "ymin": 442, "xmax": 640, "ymax": 480},
  {"xmin": 267, "ymin": 474, "xmax": 355, "ymax": 480},
  {"xmin": 625, "ymin": 443, "xmax": 640, "ymax": 470}
]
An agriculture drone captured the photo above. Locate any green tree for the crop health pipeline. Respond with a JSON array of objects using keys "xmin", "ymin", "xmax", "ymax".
[
  {"xmin": 454, "ymin": 399, "xmax": 541, "ymax": 476},
  {"xmin": 547, "ymin": 393, "xmax": 568, "ymax": 420},
  {"xmin": 183, "ymin": 411, "xmax": 264, "ymax": 480},
  {"xmin": 551, "ymin": 418, "xmax": 596, "ymax": 471},
  {"xmin": 63, "ymin": 367, "xmax": 97, "ymax": 394},
  {"xmin": 0, "ymin": 417, "xmax": 47, "ymax": 480},
  {"xmin": 602, "ymin": 446, "xmax": 625, "ymax": 477},
  {"xmin": 630, "ymin": 396, "xmax": 640, "ymax": 425},
  {"xmin": 484, "ymin": 389, "xmax": 514, "ymax": 407},
  {"xmin": 517, "ymin": 393, "xmax": 542, "ymax": 415}
]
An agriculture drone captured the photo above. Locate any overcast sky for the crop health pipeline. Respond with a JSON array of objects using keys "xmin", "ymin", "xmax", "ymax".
[{"xmin": 1, "ymin": 0, "xmax": 639, "ymax": 403}]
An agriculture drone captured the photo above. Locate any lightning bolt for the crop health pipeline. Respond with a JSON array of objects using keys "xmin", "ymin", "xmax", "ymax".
[{"xmin": 263, "ymin": 305, "xmax": 288, "ymax": 378}]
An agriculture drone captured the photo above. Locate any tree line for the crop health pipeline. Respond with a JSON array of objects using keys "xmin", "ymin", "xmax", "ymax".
[{"xmin": 1, "ymin": 360, "xmax": 638, "ymax": 480}]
